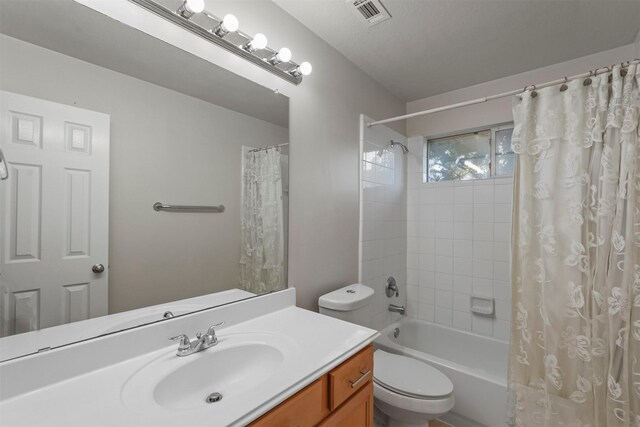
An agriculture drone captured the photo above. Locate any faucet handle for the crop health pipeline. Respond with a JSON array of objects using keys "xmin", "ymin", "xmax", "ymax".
[
  {"xmin": 169, "ymin": 334, "xmax": 191, "ymax": 351},
  {"xmin": 206, "ymin": 321, "xmax": 225, "ymax": 335},
  {"xmin": 204, "ymin": 322, "xmax": 225, "ymax": 346}
]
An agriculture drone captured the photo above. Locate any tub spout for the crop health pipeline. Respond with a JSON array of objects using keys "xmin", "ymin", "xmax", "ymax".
[{"xmin": 388, "ymin": 304, "xmax": 406, "ymax": 315}]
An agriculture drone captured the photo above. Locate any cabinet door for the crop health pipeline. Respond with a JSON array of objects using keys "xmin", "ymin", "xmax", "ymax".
[
  {"xmin": 318, "ymin": 381, "xmax": 373, "ymax": 427},
  {"xmin": 248, "ymin": 376, "xmax": 330, "ymax": 427}
]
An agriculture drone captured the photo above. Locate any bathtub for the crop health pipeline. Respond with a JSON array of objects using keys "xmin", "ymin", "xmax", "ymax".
[{"xmin": 375, "ymin": 318, "xmax": 509, "ymax": 427}]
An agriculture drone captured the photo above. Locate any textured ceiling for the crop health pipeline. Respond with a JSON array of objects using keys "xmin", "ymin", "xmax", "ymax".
[
  {"xmin": 274, "ymin": 0, "xmax": 640, "ymax": 101},
  {"xmin": 0, "ymin": 0, "xmax": 289, "ymax": 127}
]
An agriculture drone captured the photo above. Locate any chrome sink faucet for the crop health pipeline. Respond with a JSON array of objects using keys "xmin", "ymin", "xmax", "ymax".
[{"xmin": 169, "ymin": 322, "xmax": 224, "ymax": 357}]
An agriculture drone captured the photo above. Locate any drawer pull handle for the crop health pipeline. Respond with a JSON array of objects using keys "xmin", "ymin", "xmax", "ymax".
[{"xmin": 349, "ymin": 369, "xmax": 371, "ymax": 388}]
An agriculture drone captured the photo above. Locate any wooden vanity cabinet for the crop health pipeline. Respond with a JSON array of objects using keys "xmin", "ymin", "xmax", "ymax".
[{"xmin": 248, "ymin": 344, "xmax": 374, "ymax": 427}]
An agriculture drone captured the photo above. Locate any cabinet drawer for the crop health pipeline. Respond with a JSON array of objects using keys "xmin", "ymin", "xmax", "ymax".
[
  {"xmin": 248, "ymin": 376, "xmax": 330, "ymax": 427},
  {"xmin": 328, "ymin": 344, "xmax": 373, "ymax": 410}
]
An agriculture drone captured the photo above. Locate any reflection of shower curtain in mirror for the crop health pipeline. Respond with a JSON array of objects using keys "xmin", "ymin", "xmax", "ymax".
[{"xmin": 240, "ymin": 148, "xmax": 285, "ymax": 294}]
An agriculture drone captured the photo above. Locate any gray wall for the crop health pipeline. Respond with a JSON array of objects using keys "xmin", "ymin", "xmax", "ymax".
[
  {"xmin": 0, "ymin": 35, "xmax": 288, "ymax": 313},
  {"xmin": 200, "ymin": 1, "xmax": 407, "ymax": 310}
]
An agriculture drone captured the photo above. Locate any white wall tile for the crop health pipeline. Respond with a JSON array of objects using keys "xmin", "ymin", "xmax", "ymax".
[
  {"xmin": 453, "ymin": 257, "xmax": 473, "ymax": 276},
  {"xmin": 494, "ymin": 222, "xmax": 510, "ymax": 242},
  {"xmin": 454, "ymin": 240, "xmax": 473, "ymax": 258},
  {"xmin": 454, "ymin": 185, "xmax": 473, "ymax": 204},
  {"xmin": 435, "ymin": 221, "xmax": 454, "ymax": 239},
  {"xmin": 419, "ymin": 269, "xmax": 435, "ymax": 287},
  {"xmin": 494, "ymin": 298, "xmax": 511, "ymax": 320},
  {"xmin": 436, "ymin": 239, "xmax": 454, "ymax": 256},
  {"xmin": 494, "ymin": 261, "xmax": 510, "ymax": 282},
  {"xmin": 419, "ymin": 303, "xmax": 435, "ymax": 321},
  {"xmin": 407, "ymin": 284, "xmax": 419, "ymax": 302},
  {"xmin": 453, "ymin": 311, "xmax": 472, "ymax": 330},
  {"xmin": 435, "ymin": 306, "xmax": 453, "ymax": 326},
  {"xmin": 435, "ymin": 256, "xmax": 454, "ymax": 274},
  {"xmin": 473, "ymin": 222, "xmax": 494, "ymax": 241},
  {"xmin": 494, "ymin": 184, "xmax": 513, "ymax": 204},
  {"xmin": 420, "ymin": 188, "xmax": 436, "ymax": 205},
  {"xmin": 472, "ymin": 315, "xmax": 493, "ymax": 336},
  {"xmin": 437, "ymin": 187, "xmax": 455, "ymax": 204},
  {"xmin": 493, "ymin": 242, "xmax": 509, "ymax": 262},
  {"xmin": 454, "ymin": 205, "xmax": 473, "ymax": 222},
  {"xmin": 474, "ymin": 185, "xmax": 494, "ymax": 204},
  {"xmin": 494, "ymin": 204, "xmax": 511, "ymax": 223},
  {"xmin": 473, "ymin": 277, "xmax": 493, "ymax": 297},
  {"xmin": 436, "ymin": 204, "xmax": 454, "ymax": 221},
  {"xmin": 473, "ymin": 241, "xmax": 494, "ymax": 260},
  {"xmin": 473, "ymin": 204, "xmax": 494, "ymax": 222},
  {"xmin": 494, "ymin": 280, "xmax": 512, "ymax": 300},
  {"xmin": 435, "ymin": 273, "xmax": 453, "ymax": 290},
  {"xmin": 473, "ymin": 259, "xmax": 494, "ymax": 279},
  {"xmin": 435, "ymin": 289, "xmax": 453, "ymax": 308},
  {"xmin": 418, "ymin": 286, "xmax": 435, "ymax": 304},
  {"xmin": 453, "ymin": 292, "xmax": 471, "ymax": 311},
  {"xmin": 493, "ymin": 319, "xmax": 511, "ymax": 341},
  {"xmin": 454, "ymin": 222, "xmax": 473, "ymax": 239},
  {"xmin": 453, "ymin": 275, "xmax": 473, "ymax": 294}
]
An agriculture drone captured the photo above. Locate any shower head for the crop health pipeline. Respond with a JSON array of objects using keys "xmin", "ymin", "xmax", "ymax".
[
  {"xmin": 390, "ymin": 140, "xmax": 409, "ymax": 154},
  {"xmin": 376, "ymin": 140, "xmax": 409, "ymax": 157}
]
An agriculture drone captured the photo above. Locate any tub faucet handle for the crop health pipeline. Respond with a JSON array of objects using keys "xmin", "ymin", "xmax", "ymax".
[{"xmin": 386, "ymin": 276, "xmax": 399, "ymax": 297}]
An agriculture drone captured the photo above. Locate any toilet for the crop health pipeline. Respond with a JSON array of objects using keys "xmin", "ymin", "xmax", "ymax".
[{"xmin": 319, "ymin": 284, "xmax": 454, "ymax": 427}]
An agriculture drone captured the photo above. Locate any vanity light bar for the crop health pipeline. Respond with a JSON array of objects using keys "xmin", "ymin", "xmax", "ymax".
[{"xmin": 128, "ymin": 0, "xmax": 311, "ymax": 85}]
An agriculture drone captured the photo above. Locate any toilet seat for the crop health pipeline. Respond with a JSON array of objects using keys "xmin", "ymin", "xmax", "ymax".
[{"xmin": 373, "ymin": 350, "xmax": 453, "ymax": 399}]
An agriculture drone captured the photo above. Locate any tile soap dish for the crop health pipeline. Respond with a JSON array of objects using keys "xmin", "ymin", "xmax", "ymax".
[{"xmin": 470, "ymin": 296, "xmax": 494, "ymax": 316}]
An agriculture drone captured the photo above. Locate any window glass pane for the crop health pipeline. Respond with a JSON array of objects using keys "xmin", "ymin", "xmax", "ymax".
[
  {"xmin": 495, "ymin": 127, "xmax": 514, "ymax": 175},
  {"xmin": 426, "ymin": 130, "xmax": 490, "ymax": 182}
]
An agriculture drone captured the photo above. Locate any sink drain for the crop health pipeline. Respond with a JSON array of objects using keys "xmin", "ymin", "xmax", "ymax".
[{"xmin": 206, "ymin": 392, "xmax": 223, "ymax": 403}]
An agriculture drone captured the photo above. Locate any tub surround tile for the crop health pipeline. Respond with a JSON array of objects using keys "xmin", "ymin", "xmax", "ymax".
[
  {"xmin": 419, "ymin": 303, "xmax": 435, "ymax": 321},
  {"xmin": 435, "ymin": 306, "xmax": 453, "ymax": 326},
  {"xmin": 435, "ymin": 290, "xmax": 453, "ymax": 308},
  {"xmin": 452, "ymin": 311, "xmax": 472, "ymax": 331},
  {"xmin": 398, "ymin": 166, "xmax": 513, "ymax": 339},
  {"xmin": 472, "ymin": 314, "xmax": 493, "ymax": 336}
]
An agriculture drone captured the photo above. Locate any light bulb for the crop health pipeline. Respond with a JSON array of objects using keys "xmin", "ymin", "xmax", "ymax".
[
  {"xmin": 221, "ymin": 14, "xmax": 239, "ymax": 32},
  {"xmin": 299, "ymin": 61, "xmax": 312, "ymax": 76},
  {"xmin": 244, "ymin": 33, "xmax": 267, "ymax": 52},
  {"xmin": 251, "ymin": 33, "xmax": 268, "ymax": 50},
  {"xmin": 277, "ymin": 47, "xmax": 292, "ymax": 63},
  {"xmin": 177, "ymin": 0, "xmax": 204, "ymax": 18},
  {"xmin": 185, "ymin": 0, "xmax": 204, "ymax": 14}
]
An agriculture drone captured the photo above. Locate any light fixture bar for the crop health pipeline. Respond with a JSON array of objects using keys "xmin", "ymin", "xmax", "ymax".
[{"xmin": 128, "ymin": 0, "xmax": 302, "ymax": 85}]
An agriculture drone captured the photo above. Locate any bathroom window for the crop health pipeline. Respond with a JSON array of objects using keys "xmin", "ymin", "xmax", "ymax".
[{"xmin": 423, "ymin": 124, "xmax": 514, "ymax": 182}]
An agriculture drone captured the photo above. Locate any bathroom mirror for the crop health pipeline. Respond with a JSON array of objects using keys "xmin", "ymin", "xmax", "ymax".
[{"xmin": 0, "ymin": 0, "xmax": 289, "ymax": 360}]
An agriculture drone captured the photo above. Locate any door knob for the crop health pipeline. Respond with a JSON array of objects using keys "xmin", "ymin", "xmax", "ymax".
[{"xmin": 92, "ymin": 264, "xmax": 105, "ymax": 274}]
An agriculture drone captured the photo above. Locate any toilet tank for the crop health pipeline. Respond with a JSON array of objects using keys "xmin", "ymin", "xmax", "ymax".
[{"xmin": 318, "ymin": 284, "xmax": 374, "ymax": 327}]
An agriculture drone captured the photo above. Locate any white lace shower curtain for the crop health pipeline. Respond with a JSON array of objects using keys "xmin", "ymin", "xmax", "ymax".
[
  {"xmin": 509, "ymin": 63, "xmax": 640, "ymax": 427},
  {"xmin": 239, "ymin": 148, "xmax": 285, "ymax": 294}
]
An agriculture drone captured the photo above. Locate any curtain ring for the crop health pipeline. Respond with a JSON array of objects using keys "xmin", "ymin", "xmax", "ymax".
[
  {"xmin": 559, "ymin": 77, "xmax": 568, "ymax": 92},
  {"xmin": 620, "ymin": 62, "xmax": 628, "ymax": 77},
  {"xmin": 524, "ymin": 84, "xmax": 537, "ymax": 98},
  {"xmin": 583, "ymin": 70, "xmax": 593, "ymax": 86}
]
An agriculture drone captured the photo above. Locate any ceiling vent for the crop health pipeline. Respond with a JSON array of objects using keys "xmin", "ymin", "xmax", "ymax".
[{"xmin": 348, "ymin": 0, "xmax": 391, "ymax": 26}]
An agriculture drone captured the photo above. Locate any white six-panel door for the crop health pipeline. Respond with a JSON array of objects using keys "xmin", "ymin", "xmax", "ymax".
[{"xmin": 0, "ymin": 91, "xmax": 110, "ymax": 337}]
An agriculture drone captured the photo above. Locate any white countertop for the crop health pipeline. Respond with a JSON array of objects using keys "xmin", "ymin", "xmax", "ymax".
[{"xmin": 0, "ymin": 289, "xmax": 378, "ymax": 426}]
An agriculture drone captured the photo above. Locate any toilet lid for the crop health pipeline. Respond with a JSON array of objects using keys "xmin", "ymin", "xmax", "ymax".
[{"xmin": 374, "ymin": 350, "xmax": 453, "ymax": 399}]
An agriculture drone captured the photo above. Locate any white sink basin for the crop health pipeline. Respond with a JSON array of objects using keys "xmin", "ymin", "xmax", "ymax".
[{"xmin": 121, "ymin": 332, "xmax": 297, "ymax": 411}]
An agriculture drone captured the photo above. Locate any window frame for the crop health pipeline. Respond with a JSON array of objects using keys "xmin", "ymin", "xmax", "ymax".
[{"xmin": 423, "ymin": 122, "xmax": 514, "ymax": 183}]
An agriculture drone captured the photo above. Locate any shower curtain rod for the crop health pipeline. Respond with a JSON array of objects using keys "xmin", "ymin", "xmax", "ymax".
[
  {"xmin": 367, "ymin": 58, "xmax": 640, "ymax": 128},
  {"xmin": 248, "ymin": 142, "xmax": 289, "ymax": 153}
]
